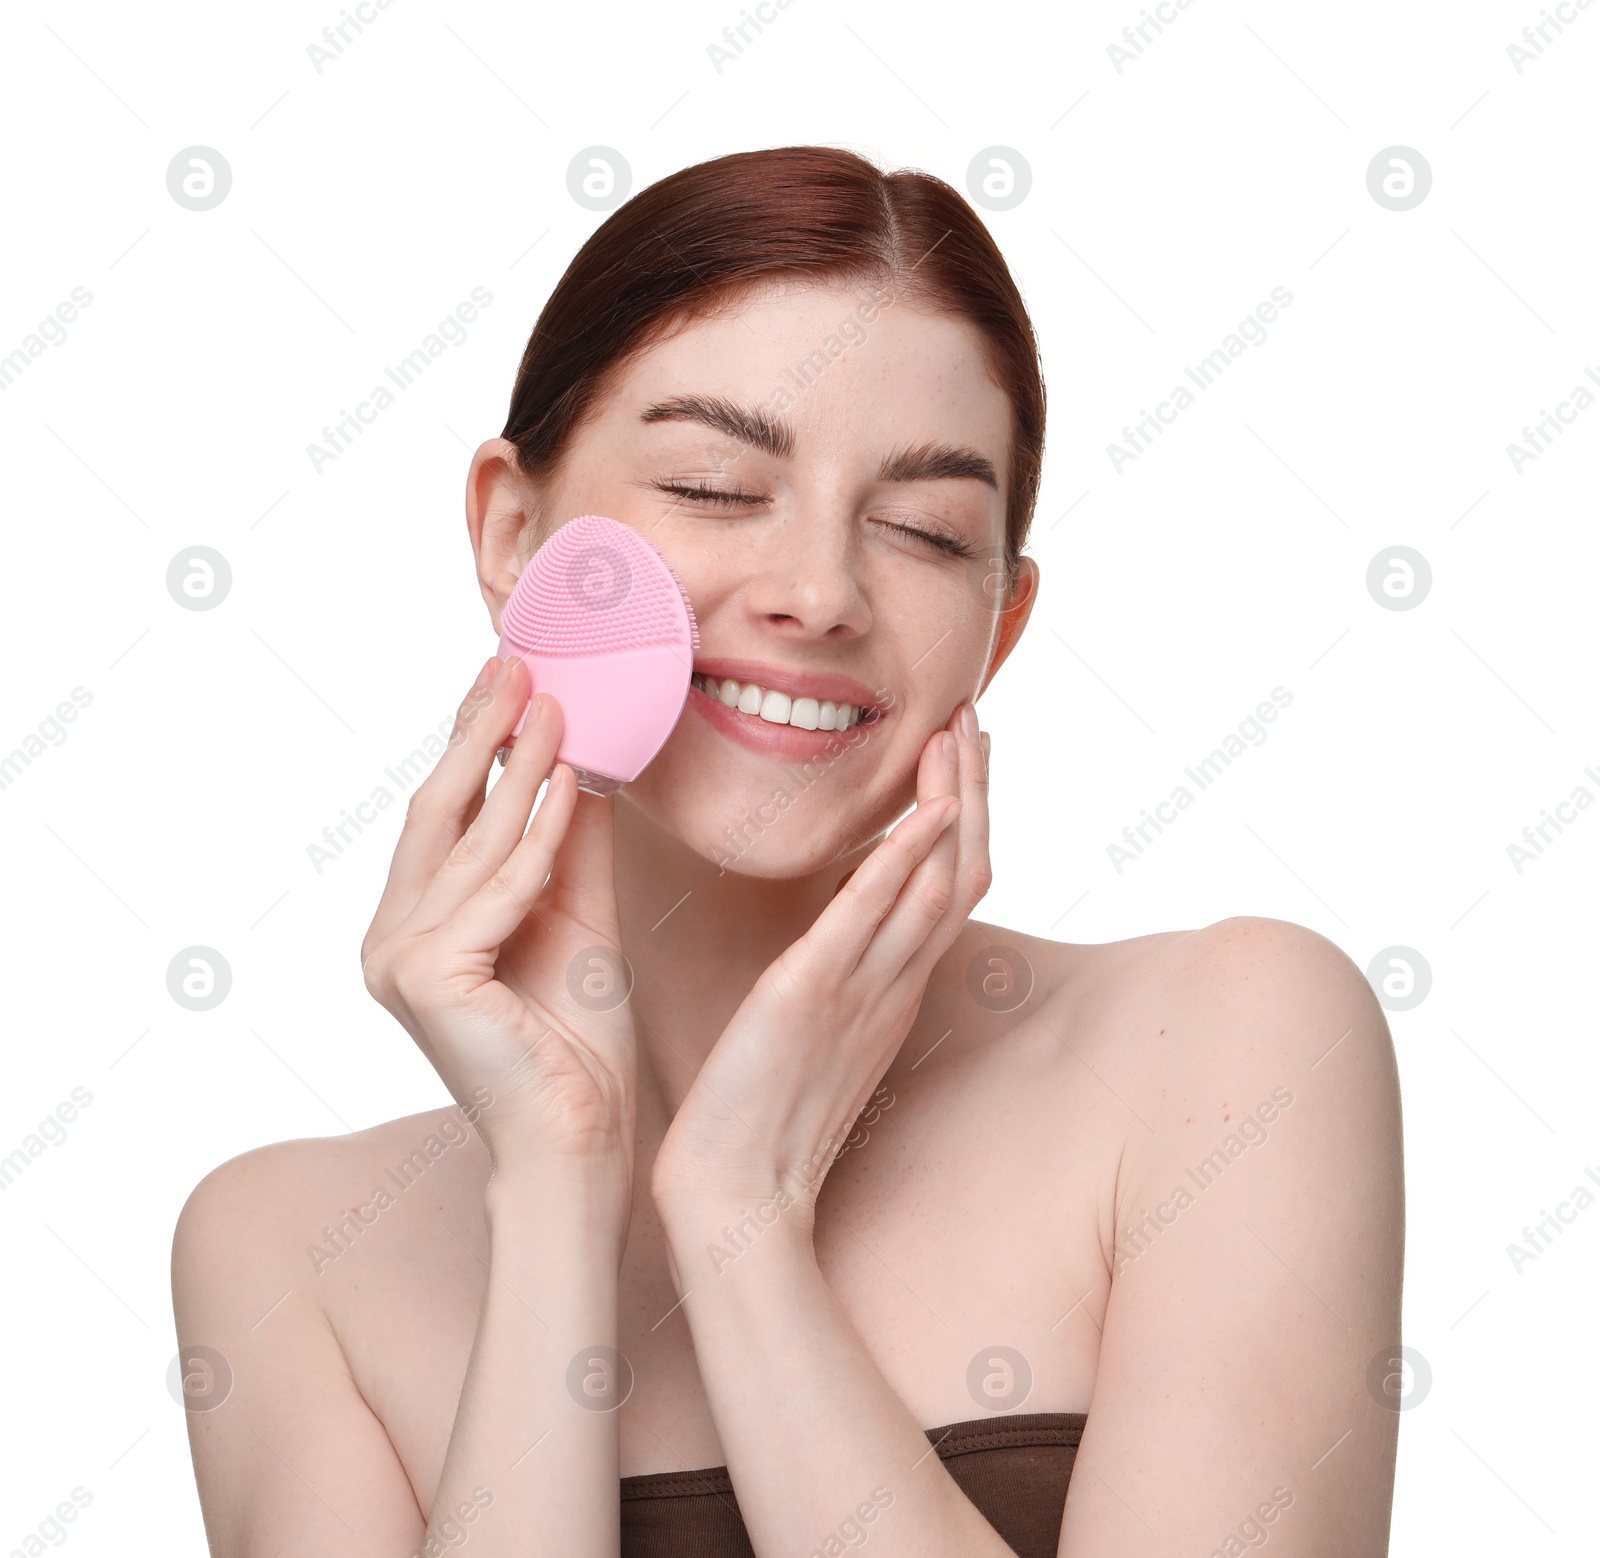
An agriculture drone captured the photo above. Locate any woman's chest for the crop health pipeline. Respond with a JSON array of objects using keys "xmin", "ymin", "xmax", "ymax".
[
  {"xmin": 340, "ymin": 1013, "xmax": 1122, "ymax": 1497},
  {"xmin": 615, "ymin": 1032, "xmax": 1119, "ymax": 1474}
]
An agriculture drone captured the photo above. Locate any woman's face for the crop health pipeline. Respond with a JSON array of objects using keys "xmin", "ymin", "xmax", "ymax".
[{"xmin": 470, "ymin": 277, "xmax": 1038, "ymax": 878}]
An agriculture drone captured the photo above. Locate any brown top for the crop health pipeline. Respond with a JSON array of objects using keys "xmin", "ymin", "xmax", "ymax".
[{"xmin": 620, "ymin": 1411, "xmax": 1086, "ymax": 1557}]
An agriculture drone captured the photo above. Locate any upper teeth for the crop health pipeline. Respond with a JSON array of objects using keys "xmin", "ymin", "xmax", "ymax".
[{"xmin": 692, "ymin": 674, "xmax": 866, "ymax": 731}]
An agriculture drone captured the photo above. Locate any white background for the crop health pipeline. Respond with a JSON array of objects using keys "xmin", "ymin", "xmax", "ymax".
[{"xmin": 1, "ymin": 0, "xmax": 1594, "ymax": 1551}]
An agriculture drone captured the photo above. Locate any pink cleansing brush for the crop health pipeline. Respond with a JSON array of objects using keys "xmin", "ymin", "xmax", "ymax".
[{"xmin": 494, "ymin": 514, "xmax": 700, "ymax": 795}]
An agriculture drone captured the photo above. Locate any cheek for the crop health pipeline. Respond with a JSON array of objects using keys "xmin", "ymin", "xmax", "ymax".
[
  {"xmin": 884, "ymin": 553, "xmax": 1005, "ymax": 653},
  {"xmin": 886, "ymin": 609, "xmax": 997, "ymax": 724}
]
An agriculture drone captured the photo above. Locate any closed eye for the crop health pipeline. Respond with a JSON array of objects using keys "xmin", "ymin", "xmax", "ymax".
[
  {"xmin": 652, "ymin": 479, "xmax": 979, "ymax": 560},
  {"xmin": 653, "ymin": 479, "xmax": 769, "ymax": 511},
  {"xmin": 875, "ymin": 520, "xmax": 979, "ymax": 560}
]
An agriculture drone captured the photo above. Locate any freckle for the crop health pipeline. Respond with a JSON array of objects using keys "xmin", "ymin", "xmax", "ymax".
[{"xmin": 1223, "ymin": 1114, "xmax": 1230, "ymax": 1121}]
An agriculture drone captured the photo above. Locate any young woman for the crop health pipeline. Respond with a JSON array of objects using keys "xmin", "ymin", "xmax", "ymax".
[{"xmin": 172, "ymin": 146, "xmax": 1405, "ymax": 1557}]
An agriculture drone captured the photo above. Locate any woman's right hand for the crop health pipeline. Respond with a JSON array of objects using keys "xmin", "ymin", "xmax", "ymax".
[{"xmin": 359, "ymin": 655, "xmax": 638, "ymax": 1206}]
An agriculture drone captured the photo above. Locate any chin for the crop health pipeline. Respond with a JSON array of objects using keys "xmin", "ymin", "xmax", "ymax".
[
  {"xmin": 700, "ymin": 819, "xmax": 862, "ymax": 880},
  {"xmin": 628, "ymin": 744, "xmax": 905, "ymax": 882}
]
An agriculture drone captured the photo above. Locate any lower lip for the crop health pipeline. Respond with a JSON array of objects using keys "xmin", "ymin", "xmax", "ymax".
[{"xmin": 686, "ymin": 683, "xmax": 883, "ymax": 759}]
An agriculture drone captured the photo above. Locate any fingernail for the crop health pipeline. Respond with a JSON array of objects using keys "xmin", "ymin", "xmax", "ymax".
[
  {"xmin": 980, "ymin": 731, "xmax": 991, "ymax": 762},
  {"xmin": 958, "ymin": 702, "xmax": 979, "ymax": 741},
  {"xmin": 470, "ymin": 656, "xmax": 497, "ymax": 692}
]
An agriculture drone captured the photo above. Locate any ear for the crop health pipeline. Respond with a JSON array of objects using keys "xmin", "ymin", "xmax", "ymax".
[
  {"xmin": 466, "ymin": 438, "xmax": 538, "ymax": 635},
  {"xmin": 977, "ymin": 554, "xmax": 1039, "ymax": 698}
]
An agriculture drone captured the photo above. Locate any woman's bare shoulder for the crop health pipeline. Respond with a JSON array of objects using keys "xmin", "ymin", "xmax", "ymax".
[
  {"xmin": 172, "ymin": 1105, "xmax": 488, "ymax": 1283},
  {"xmin": 974, "ymin": 908, "xmax": 1370, "ymax": 1003},
  {"xmin": 1128, "ymin": 913, "xmax": 1396, "ymax": 1065},
  {"xmin": 943, "ymin": 912, "xmax": 1191, "ymax": 1034},
  {"xmin": 959, "ymin": 912, "xmax": 1395, "ymax": 1091},
  {"xmin": 1019, "ymin": 912, "xmax": 1401, "ymax": 1149}
]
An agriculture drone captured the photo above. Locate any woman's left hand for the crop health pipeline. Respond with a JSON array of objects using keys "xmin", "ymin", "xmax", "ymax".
[{"xmin": 650, "ymin": 700, "xmax": 990, "ymax": 1235}]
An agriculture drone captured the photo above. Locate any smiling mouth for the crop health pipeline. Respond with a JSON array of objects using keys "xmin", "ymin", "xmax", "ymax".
[{"xmin": 689, "ymin": 671, "xmax": 880, "ymax": 732}]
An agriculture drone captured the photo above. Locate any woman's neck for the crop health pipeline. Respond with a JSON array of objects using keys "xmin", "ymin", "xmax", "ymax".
[{"xmin": 611, "ymin": 793, "xmax": 872, "ymax": 1125}]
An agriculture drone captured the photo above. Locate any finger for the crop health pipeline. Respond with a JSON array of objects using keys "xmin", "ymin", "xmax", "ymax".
[
  {"xmin": 369, "ymin": 658, "xmax": 540, "ymax": 957},
  {"xmin": 811, "ymin": 793, "xmax": 960, "ymax": 974},
  {"xmin": 946, "ymin": 701, "xmax": 991, "ymax": 917},
  {"xmin": 821, "ymin": 719, "xmax": 953, "ymax": 909},
  {"xmin": 816, "ymin": 720, "xmax": 961, "ymax": 968},
  {"xmin": 445, "ymin": 664, "xmax": 514, "ymax": 838},
  {"xmin": 893, "ymin": 721, "xmax": 963, "ymax": 906},
  {"xmin": 364, "ymin": 655, "xmax": 508, "ymax": 955},
  {"xmin": 890, "ymin": 704, "xmax": 992, "ymax": 981},
  {"xmin": 906, "ymin": 721, "xmax": 963, "ymax": 906},
  {"xmin": 436, "ymin": 762, "xmax": 582, "ymax": 955},
  {"xmin": 917, "ymin": 720, "xmax": 960, "ymax": 805},
  {"xmin": 897, "ymin": 716, "xmax": 965, "ymax": 908},
  {"xmin": 862, "ymin": 719, "xmax": 971, "ymax": 978},
  {"xmin": 406, "ymin": 679, "xmax": 567, "ymax": 931},
  {"xmin": 376, "ymin": 655, "xmax": 517, "ymax": 895}
]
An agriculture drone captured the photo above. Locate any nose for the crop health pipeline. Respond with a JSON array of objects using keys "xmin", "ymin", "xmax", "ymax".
[{"xmin": 740, "ymin": 505, "xmax": 872, "ymax": 641}]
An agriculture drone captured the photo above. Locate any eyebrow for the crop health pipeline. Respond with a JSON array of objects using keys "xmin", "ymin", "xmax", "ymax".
[
  {"xmin": 878, "ymin": 440, "xmax": 999, "ymax": 490},
  {"xmin": 640, "ymin": 394, "xmax": 999, "ymax": 491}
]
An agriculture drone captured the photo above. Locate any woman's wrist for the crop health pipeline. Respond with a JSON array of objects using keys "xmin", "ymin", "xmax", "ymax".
[
  {"xmin": 653, "ymin": 1140, "xmax": 837, "ymax": 1248},
  {"xmin": 486, "ymin": 1154, "xmax": 632, "ymax": 1256},
  {"xmin": 656, "ymin": 1178, "xmax": 820, "ymax": 1284}
]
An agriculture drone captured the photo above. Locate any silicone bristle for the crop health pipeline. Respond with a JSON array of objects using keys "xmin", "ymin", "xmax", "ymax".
[
  {"xmin": 501, "ymin": 515, "xmax": 698, "ymax": 656},
  {"xmin": 656, "ymin": 550, "xmax": 701, "ymax": 652}
]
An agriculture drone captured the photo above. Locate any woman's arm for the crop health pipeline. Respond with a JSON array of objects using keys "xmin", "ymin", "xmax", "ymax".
[
  {"xmin": 650, "ymin": 703, "xmax": 1017, "ymax": 1555},
  {"xmin": 1052, "ymin": 915, "xmax": 1405, "ymax": 1556},
  {"xmin": 172, "ymin": 1146, "xmax": 628, "ymax": 1557},
  {"xmin": 422, "ymin": 1162, "xmax": 628, "ymax": 1554},
  {"xmin": 656, "ymin": 1188, "xmax": 1017, "ymax": 1557},
  {"xmin": 173, "ymin": 657, "xmax": 641, "ymax": 1554}
]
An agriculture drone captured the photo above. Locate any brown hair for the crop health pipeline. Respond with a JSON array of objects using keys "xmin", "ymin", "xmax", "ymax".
[{"xmin": 501, "ymin": 145, "xmax": 1045, "ymax": 586}]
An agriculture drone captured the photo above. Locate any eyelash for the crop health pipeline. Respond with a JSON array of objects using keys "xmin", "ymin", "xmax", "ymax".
[
  {"xmin": 656, "ymin": 479, "xmax": 765, "ymax": 511},
  {"xmin": 652, "ymin": 480, "xmax": 978, "ymax": 561}
]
